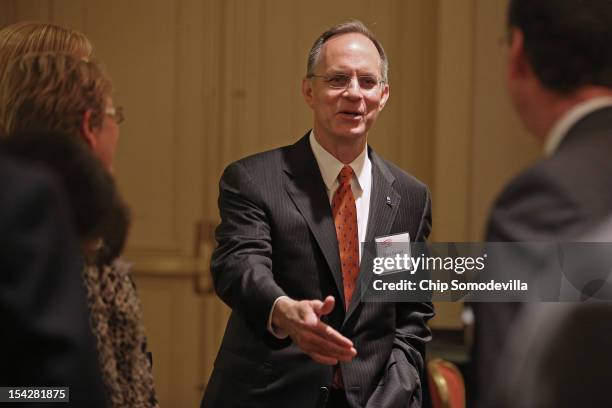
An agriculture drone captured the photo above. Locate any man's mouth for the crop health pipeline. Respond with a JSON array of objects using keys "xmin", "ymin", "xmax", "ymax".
[{"xmin": 338, "ymin": 110, "xmax": 364, "ymax": 118}]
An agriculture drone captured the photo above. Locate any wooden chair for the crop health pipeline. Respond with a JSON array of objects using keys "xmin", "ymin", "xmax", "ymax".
[{"xmin": 427, "ymin": 358, "xmax": 465, "ymax": 408}]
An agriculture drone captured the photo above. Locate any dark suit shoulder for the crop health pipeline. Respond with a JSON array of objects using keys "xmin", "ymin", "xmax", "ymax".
[
  {"xmin": 495, "ymin": 157, "xmax": 575, "ymax": 205},
  {"xmin": 387, "ymin": 160, "xmax": 427, "ymax": 190},
  {"xmin": 489, "ymin": 115, "xmax": 612, "ymax": 241},
  {"xmin": 219, "ymin": 146, "xmax": 290, "ymax": 210},
  {"xmin": 488, "ymin": 160, "xmax": 586, "ymax": 241},
  {"xmin": 543, "ymin": 133, "xmax": 612, "ymax": 210},
  {"xmin": 373, "ymin": 154, "xmax": 430, "ymax": 202},
  {"xmin": 226, "ymin": 145, "xmax": 286, "ymax": 175}
]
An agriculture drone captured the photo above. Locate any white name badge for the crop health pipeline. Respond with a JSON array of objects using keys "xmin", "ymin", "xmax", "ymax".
[{"xmin": 374, "ymin": 232, "xmax": 412, "ymax": 275}]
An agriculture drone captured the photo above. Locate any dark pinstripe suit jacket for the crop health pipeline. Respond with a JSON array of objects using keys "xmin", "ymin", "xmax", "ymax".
[{"xmin": 202, "ymin": 133, "xmax": 434, "ymax": 408}]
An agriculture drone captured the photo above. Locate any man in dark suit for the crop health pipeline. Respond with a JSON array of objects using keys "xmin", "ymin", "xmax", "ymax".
[
  {"xmin": 471, "ymin": 0, "xmax": 612, "ymax": 405},
  {"xmin": 0, "ymin": 152, "xmax": 107, "ymax": 407},
  {"xmin": 202, "ymin": 20, "xmax": 434, "ymax": 408}
]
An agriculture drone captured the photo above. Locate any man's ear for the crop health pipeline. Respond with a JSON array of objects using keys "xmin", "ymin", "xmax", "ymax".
[
  {"xmin": 302, "ymin": 77, "xmax": 314, "ymax": 109},
  {"xmin": 80, "ymin": 109, "xmax": 98, "ymax": 149},
  {"xmin": 378, "ymin": 83, "xmax": 390, "ymax": 111},
  {"xmin": 508, "ymin": 28, "xmax": 532, "ymax": 80}
]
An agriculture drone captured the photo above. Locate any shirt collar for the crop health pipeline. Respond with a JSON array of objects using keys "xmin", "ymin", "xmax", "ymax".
[
  {"xmin": 309, "ymin": 130, "xmax": 369, "ymax": 192},
  {"xmin": 544, "ymin": 96, "xmax": 612, "ymax": 156}
]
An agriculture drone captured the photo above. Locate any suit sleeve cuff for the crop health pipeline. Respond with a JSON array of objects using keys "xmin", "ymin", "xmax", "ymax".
[{"xmin": 267, "ymin": 296, "xmax": 290, "ymax": 339}]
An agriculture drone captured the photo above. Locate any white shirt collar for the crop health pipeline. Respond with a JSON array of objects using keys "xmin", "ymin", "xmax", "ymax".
[
  {"xmin": 544, "ymin": 96, "xmax": 612, "ymax": 156},
  {"xmin": 308, "ymin": 130, "xmax": 369, "ymax": 192}
]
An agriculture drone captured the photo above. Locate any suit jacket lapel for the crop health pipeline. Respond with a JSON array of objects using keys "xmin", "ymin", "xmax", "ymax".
[
  {"xmin": 345, "ymin": 150, "xmax": 401, "ymax": 321},
  {"xmin": 282, "ymin": 134, "xmax": 346, "ymax": 308}
]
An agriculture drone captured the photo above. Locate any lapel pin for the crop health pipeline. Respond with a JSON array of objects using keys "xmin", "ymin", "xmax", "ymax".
[{"xmin": 386, "ymin": 196, "xmax": 392, "ymax": 206}]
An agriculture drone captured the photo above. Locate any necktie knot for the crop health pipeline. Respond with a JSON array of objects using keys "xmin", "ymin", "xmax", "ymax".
[{"xmin": 338, "ymin": 165, "xmax": 354, "ymax": 185}]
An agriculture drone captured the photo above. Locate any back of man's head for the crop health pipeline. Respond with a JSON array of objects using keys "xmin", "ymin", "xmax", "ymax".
[{"xmin": 508, "ymin": 0, "xmax": 612, "ymax": 94}]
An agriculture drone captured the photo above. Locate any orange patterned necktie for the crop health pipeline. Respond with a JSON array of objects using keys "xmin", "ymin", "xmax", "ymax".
[{"xmin": 332, "ymin": 165, "xmax": 360, "ymax": 309}]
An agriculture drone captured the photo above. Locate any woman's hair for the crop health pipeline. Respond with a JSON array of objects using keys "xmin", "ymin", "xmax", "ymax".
[
  {"xmin": 0, "ymin": 130, "xmax": 129, "ymax": 266},
  {"xmin": 0, "ymin": 52, "xmax": 112, "ymax": 139},
  {"xmin": 0, "ymin": 21, "xmax": 92, "ymax": 79}
]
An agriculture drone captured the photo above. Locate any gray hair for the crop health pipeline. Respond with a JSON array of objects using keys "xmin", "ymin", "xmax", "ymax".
[{"xmin": 306, "ymin": 20, "xmax": 388, "ymax": 83}]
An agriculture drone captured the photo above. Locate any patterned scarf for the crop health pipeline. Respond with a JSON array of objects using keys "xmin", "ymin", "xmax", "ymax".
[{"xmin": 83, "ymin": 259, "xmax": 159, "ymax": 407}]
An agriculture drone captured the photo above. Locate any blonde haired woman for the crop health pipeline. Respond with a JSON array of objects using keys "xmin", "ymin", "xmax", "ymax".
[{"xmin": 0, "ymin": 23, "xmax": 158, "ymax": 408}]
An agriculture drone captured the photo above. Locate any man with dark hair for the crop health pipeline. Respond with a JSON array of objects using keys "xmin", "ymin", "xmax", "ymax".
[
  {"xmin": 202, "ymin": 20, "xmax": 433, "ymax": 408},
  {"xmin": 472, "ymin": 0, "xmax": 612, "ymax": 405}
]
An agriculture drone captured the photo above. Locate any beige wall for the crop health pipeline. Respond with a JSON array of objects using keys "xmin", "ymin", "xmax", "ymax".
[
  {"xmin": 1, "ymin": 0, "xmax": 540, "ymax": 406},
  {"xmin": 470, "ymin": 0, "xmax": 540, "ymax": 239}
]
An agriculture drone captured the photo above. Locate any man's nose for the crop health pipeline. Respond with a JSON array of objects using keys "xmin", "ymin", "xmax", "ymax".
[{"xmin": 343, "ymin": 77, "xmax": 362, "ymax": 98}]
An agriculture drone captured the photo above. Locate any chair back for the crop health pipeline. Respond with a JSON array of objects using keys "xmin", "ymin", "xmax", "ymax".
[{"xmin": 427, "ymin": 358, "xmax": 465, "ymax": 408}]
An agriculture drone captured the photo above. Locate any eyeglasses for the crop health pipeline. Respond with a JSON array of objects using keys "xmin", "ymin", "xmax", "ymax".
[
  {"xmin": 105, "ymin": 106, "xmax": 125, "ymax": 124},
  {"xmin": 309, "ymin": 73, "xmax": 385, "ymax": 91}
]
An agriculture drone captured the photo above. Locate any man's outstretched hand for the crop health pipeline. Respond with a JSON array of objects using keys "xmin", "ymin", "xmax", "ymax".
[{"xmin": 271, "ymin": 296, "xmax": 357, "ymax": 365}]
